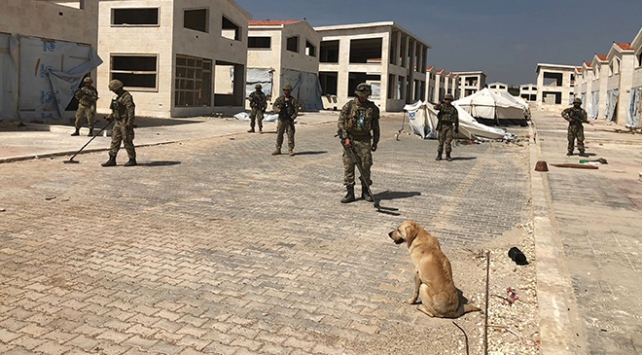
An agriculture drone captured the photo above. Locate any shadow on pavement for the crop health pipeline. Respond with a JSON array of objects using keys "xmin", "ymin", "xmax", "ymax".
[
  {"xmin": 138, "ymin": 161, "xmax": 182, "ymax": 167},
  {"xmin": 374, "ymin": 190, "xmax": 421, "ymax": 201},
  {"xmin": 294, "ymin": 151, "xmax": 327, "ymax": 156},
  {"xmin": 450, "ymin": 156, "xmax": 477, "ymax": 161}
]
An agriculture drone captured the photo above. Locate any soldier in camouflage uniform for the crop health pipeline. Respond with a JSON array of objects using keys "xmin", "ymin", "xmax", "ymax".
[
  {"xmin": 337, "ymin": 83, "xmax": 380, "ymax": 203},
  {"xmin": 433, "ymin": 93, "xmax": 459, "ymax": 161},
  {"xmin": 72, "ymin": 77, "xmax": 98, "ymax": 136},
  {"xmin": 248, "ymin": 83, "xmax": 267, "ymax": 133},
  {"xmin": 272, "ymin": 84, "xmax": 298, "ymax": 156},
  {"xmin": 101, "ymin": 80, "xmax": 137, "ymax": 167},
  {"xmin": 562, "ymin": 97, "xmax": 592, "ymax": 156}
]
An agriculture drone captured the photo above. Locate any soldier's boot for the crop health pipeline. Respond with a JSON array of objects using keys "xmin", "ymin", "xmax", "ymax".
[
  {"xmin": 124, "ymin": 158, "xmax": 137, "ymax": 167},
  {"xmin": 247, "ymin": 128, "xmax": 255, "ymax": 133},
  {"xmin": 361, "ymin": 184, "xmax": 374, "ymax": 202},
  {"xmin": 436, "ymin": 152, "xmax": 443, "ymax": 161},
  {"xmin": 259, "ymin": 126, "xmax": 263, "ymax": 134},
  {"xmin": 87, "ymin": 127, "xmax": 94, "ymax": 137},
  {"xmin": 271, "ymin": 149, "xmax": 281, "ymax": 155},
  {"xmin": 101, "ymin": 155, "xmax": 117, "ymax": 167},
  {"xmin": 446, "ymin": 152, "xmax": 452, "ymax": 162},
  {"xmin": 71, "ymin": 128, "xmax": 80, "ymax": 136},
  {"xmin": 579, "ymin": 151, "xmax": 588, "ymax": 157},
  {"xmin": 341, "ymin": 186, "xmax": 356, "ymax": 203},
  {"xmin": 289, "ymin": 149, "xmax": 295, "ymax": 156},
  {"xmin": 566, "ymin": 151, "xmax": 573, "ymax": 156}
]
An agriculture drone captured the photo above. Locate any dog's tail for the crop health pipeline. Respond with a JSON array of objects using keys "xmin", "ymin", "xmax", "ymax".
[{"xmin": 456, "ymin": 303, "xmax": 482, "ymax": 317}]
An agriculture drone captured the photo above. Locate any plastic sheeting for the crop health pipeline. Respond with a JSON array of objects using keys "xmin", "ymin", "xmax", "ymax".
[
  {"xmin": 403, "ymin": 101, "xmax": 512, "ymax": 141},
  {"xmin": 0, "ymin": 33, "xmax": 17, "ymax": 120},
  {"xmin": 626, "ymin": 87, "xmax": 641, "ymax": 129},
  {"xmin": 246, "ymin": 68, "xmax": 273, "ymax": 98},
  {"xmin": 605, "ymin": 89, "xmax": 619, "ymax": 122},
  {"xmin": 9, "ymin": 36, "xmax": 102, "ymax": 121},
  {"xmin": 280, "ymin": 69, "xmax": 323, "ymax": 111},
  {"xmin": 589, "ymin": 91, "xmax": 599, "ymax": 119}
]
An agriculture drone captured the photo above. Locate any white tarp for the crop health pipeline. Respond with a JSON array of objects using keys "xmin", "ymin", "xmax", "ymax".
[
  {"xmin": 16, "ymin": 36, "xmax": 102, "ymax": 121},
  {"xmin": 246, "ymin": 68, "xmax": 273, "ymax": 98},
  {"xmin": 626, "ymin": 87, "xmax": 641, "ymax": 129},
  {"xmin": 233, "ymin": 111, "xmax": 279, "ymax": 123},
  {"xmin": 454, "ymin": 88, "xmax": 525, "ymax": 120},
  {"xmin": 605, "ymin": 89, "xmax": 619, "ymax": 122},
  {"xmin": 280, "ymin": 69, "xmax": 323, "ymax": 111},
  {"xmin": 589, "ymin": 91, "xmax": 599, "ymax": 119},
  {"xmin": 403, "ymin": 101, "xmax": 512, "ymax": 141},
  {"xmin": 0, "ymin": 33, "xmax": 17, "ymax": 120}
]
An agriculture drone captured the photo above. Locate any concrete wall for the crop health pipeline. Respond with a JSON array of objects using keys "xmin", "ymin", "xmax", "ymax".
[
  {"xmin": 1, "ymin": 0, "xmax": 98, "ymax": 46},
  {"xmin": 97, "ymin": 0, "xmax": 174, "ymax": 118},
  {"xmin": 536, "ymin": 66, "xmax": 575, "ymax": 109}
]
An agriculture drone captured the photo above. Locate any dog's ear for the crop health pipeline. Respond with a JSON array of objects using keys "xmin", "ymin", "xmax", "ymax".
[{"xmin": 400, "ymin": 221, "xmax": 419, "ymax": 246}]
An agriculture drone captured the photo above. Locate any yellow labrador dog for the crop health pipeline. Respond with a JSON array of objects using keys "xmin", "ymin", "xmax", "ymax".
[{"xmin": 389, "ymin": 221, "xmax": 481, "ymax": 318}]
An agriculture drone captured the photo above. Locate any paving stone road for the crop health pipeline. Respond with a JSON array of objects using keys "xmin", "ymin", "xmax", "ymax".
[{"xmin": 0, "ymin": 118, "xmax": 531, "ymax": 354}]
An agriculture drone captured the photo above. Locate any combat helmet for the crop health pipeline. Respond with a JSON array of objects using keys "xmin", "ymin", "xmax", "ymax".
[
  {"xmin": 283, "ymin": 84, "xmax": 293, "ymax": 91},
  {"xmin": 444, "ymin": 93, "xmax": 454, "ymax": 100},
  {"xmin": 255, "ymin": 83, "xmax": 262, "ymax": 89},
  {"xmin": 354, "ymin": 82, "xmax": 372, "ymax": 97},
  {"xmin": 573, "ymin": 97, "xmax": 582, "ymax": 104},
  {"xmin": 83, "ymin": 77, "xmax": 93, "ymax": 84},
  {"xmin": 108, "ymin": 79, "xmax": 124, "ymax": 91}
]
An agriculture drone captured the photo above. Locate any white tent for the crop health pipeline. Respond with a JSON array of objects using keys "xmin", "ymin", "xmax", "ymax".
[
  {"xmin": 403, "ymin": 101, "xmax": 513, "ymax": 141},
  {"xmin": 454, "ymin": 88, "xmax": 525, "ymax": 121}
]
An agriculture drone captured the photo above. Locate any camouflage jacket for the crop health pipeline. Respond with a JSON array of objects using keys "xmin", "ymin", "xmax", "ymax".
[
  {"xmin": 433, "ymin": 102, "xmax": 459, "ymax": 125},
  {"xmin": 562, "ymin": 106, "xmax": 588, "ymax": 125},
  {"xmin": 273, "ymin": 95, "xmax": 298, "ymax": 120},
  {"xmin": 110, "ymin": 91, "xmax": 135, "ymax": 125},
  {"xmin": 338, "ymin": 98, "xmax": 380, "ymax": 144},
  {"xmin": 75, "ymin": 86, "xmax": 98, "ymax": 107},
  {"xmin": 249, "ymin": 90, "xmax": 267, "ymax": 110}
]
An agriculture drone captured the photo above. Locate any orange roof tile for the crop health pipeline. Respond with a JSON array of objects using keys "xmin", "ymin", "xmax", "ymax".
[
  {"xmin": 427, "ymin": 65, "xmax": 435, "ymax": 70},
  {"xmin": 584, "ymin": 62, "xmax": 592, "ymax": 67},
  {"xmin": 616, "ymin": 42, "xmax": 633, "ymax": 50},
  {"xmin": 596, "ymin": 54, "xmax": 607, "ymax": 61},
  {"xmin": 249, "ymin": 20, "xmax": 302, "ymax": 26},
  {"xmin": 436, "ymin": 69, "xmax": 444, "ymax": 73},
  {"xmin": 444, "ymin": 71, "xmax": 451, "ymax": 75},
  {"xmin": 577, "ymin": 67, "xmax": 583, "ymax": 72}
]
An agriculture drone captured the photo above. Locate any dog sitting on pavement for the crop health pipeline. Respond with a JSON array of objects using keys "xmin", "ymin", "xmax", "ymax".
[{"xmin": 389, "ymin": 220, "xmax": 481, "ymax": 318}]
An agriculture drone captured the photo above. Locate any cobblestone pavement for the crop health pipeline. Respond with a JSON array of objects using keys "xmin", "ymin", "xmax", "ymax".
[
  {"xmin": 0, "ymin": 118, "xmax": 531, "ymax": 354},
  {"xmin": 533, "ymin": 112, "xmax": 642, "ymax": 354}
]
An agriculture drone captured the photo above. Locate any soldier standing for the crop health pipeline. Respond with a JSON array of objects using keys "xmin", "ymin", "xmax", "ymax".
[
  {"xmin": 272, "ymin": 84, "xmax": 298, "ymax": 156},
  {"xmin": 72, "ymin": 77, "xmax": 98, "ymax": 136},
  {"xmin": 433, "ymin": 93, "xmax": 459, "ymax": 161},
  {"xmin": 337, "ymin": 83, "xmax": 380, "ymax": 203},
  {"xmin": 248, "ymin": 83, "xmax": 267, "ymax": 133},
  {"xmin": 562, "ymin": 97, "xmax": 591, "ymax": 156},
  {"xmin": 101, "ymin": 80, "xmax": 137, "ymax": 167}
]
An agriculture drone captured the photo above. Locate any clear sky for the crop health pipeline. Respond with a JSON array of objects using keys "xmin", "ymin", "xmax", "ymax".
[{"xmin": 236, "ymin": 0, "xmax": 642, "ymax": 86}]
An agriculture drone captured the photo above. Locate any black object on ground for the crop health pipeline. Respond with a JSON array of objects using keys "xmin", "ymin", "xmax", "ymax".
[{"xmin": 508, "ymin": 247, "xmax": 528, "ymax": 265}]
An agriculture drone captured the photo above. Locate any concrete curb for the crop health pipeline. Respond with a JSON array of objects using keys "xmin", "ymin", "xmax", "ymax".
[{"xmin": 529, "ymin": 121, "xmax": 586, "ymax": 354}]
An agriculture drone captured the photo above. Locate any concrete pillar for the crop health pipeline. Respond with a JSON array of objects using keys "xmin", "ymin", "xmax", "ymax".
[
  {"xmin": 395, "ymin": 32, "xmax": 401, "ymax": 66},
  {"xmin": 337, "ymin": 37, "xmax": 351, "ymax": 102},
  {"xmin": 616, "ymin": 54, "xmax": 635, "ymax": 125},
  {"xmin": 381, "ymin": 31, "xmax": 391, "ymax": 109},
  {"xmin": 536, "ymin": 71, "xmax": 544, "ymax": 105},
  {"xmin": 598, "ymin": 65, "xmax": 609, "ymax": 119},
  {"xmin": 407, "ymin": 39, "xmax": 416, "ymax": 102}
]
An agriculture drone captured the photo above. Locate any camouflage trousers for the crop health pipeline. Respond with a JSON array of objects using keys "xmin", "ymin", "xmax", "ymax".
[
  {"xmin": 249, "ymin": 108, "xmax": 264, "ymax": 130},
  {"xmin": 75, "ymin": 104, "xmax": 95, "ymax": 130},
  {"xmin": 109, "ymin": 120, "xmax": 136, "ymax": 159},
  {"xmin": 438, "ymin": 124, "xmax": 454, "ymax": 154},
  {"xmin": 343, "ymin": 139, "xmax": 372, "ymax": 187},
  {"xmin": 276, "ymin": 119, "xmax": 295, "ymax": 150},
  {"xmin": 567, "ymin": 124, "xmax": 585, "ymax": 153}
]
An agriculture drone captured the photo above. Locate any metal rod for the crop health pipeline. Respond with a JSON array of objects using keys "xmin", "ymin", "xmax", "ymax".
[{"xmin": 484, "ymin": 250, "xmax": 491, "ymax": 355}]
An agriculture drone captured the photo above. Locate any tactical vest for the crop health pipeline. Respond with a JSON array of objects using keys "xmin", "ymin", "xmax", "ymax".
[
  {"xmin": 437, "ymin": 104, "xmax": 457, "ymax": 123},
  {"xmin": 345, "ymin": 99, "xmax": 376, "ymax": 137}
]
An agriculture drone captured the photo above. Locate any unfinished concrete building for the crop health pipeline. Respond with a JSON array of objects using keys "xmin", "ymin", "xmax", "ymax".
[
  {"xmin": 488, "ymin": 82, "xmax": 508, "ymax": 93},
  {"xmin": 433, "ymin": 69, "xmax": 445, "ymax": 103},
  {"xmin": 535, "ymin": 64, "xmax": 577, "ymax": 108},
  {"xmin": 574, "ymin": 63, "xmax": 593, "ymax": 116},
  {"xmin": 97, "ymin": 0, "xmax": 251, "ymax": 118},
  {"xmin": 426, "ymin": 66, "xmax": 436, "ymax": 102},
  {"xmin": 315, "ymin": 22, "xmax": 430, "ymax": 112},
  {"xmin": 456, "ymin": 71, "xmax": 486, "ymax": 98},
  {"xmin": 519, "ymin": 84, "xmax": 538, "ymax": 101},
  {"xmin": 247, "ymin": 20, "xmax": 321, "ymax": 110},
  {"xmin": 1, "ymin": 0, "xmax": 100, "ymax": 121}
]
